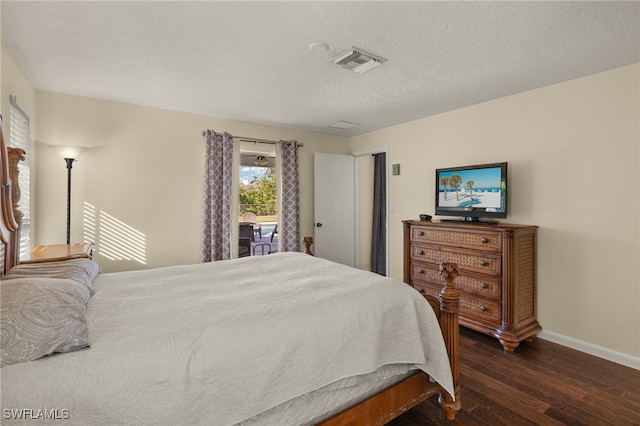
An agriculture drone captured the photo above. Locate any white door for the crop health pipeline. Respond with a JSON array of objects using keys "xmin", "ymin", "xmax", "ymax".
[{"xmin": 314, "ymin": 153, "xmax": 355, "ymax": 267}]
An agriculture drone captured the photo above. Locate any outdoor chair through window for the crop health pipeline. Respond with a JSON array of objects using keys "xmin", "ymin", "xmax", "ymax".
[
  {"xmin": 241, "ymin": 212, "xmax": 262, "ymax": 240},
  {"xmin": 239, "ymin": 237, "xmax": 251, "ymax": 257}
]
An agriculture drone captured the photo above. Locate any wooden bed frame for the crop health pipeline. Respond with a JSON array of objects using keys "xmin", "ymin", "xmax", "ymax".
[
  {"xmin": 0, "ymin": 121, "xmax": 461, "ymax": 424},
  {"xmin": 0, "ymin": 120, "xmax": 24, "ymax": 277}
]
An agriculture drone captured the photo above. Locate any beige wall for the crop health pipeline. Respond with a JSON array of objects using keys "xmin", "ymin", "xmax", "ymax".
[
  {"xmin": 350, "ymin": 64, "xmax": 640, "ymax": 360},
  {"xmin": 1, "ymin": 44, "xmax": 38, "ymax": 239},
  {"xmin": 1, "ymin": 44, "xmax": 37, "ymax": 136},
  {"xmin": 33, "ymin": 92, "xmax": 350, "ymax": 272}
]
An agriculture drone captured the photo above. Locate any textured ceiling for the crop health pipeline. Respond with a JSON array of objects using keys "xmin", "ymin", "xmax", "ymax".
[{"xmin": 2, "ymin": 1, "xmax": 639, "ymax": 137}]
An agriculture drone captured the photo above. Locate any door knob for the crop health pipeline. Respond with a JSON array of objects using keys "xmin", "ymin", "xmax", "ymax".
[{"xmin": 316, "ymin": 223, "xmax": 323, "ymax": 228}]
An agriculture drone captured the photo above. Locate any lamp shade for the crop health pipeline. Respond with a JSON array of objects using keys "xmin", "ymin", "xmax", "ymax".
[{"xmin": 52, "ymin": 145, "xmax": 88, "ymax": 159}]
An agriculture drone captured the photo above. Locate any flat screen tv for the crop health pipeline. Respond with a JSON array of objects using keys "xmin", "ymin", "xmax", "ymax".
[{"xmin": 434, "ymin": 162, "xmax": 507, "ymax": 222}]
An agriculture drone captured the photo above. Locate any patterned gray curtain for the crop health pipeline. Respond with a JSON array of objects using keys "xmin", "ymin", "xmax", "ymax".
[
  {"xmin": 201, "ymin": 131, "xmax": 234, "ymax": 262},
  {"xmin": 279, "ymin": 140, "xmax": 301, "ymax": 252},
  {"xmin": 372, "ymin": 153, "xmax": 386, "ymax": 275}
]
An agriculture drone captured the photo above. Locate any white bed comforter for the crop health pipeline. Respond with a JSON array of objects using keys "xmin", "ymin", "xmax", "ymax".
[{"xmin": 1, "ymin": 252, "xmax": 453, "ymax": 425}]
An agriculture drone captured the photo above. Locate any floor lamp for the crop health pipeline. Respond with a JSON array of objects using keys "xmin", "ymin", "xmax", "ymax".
[{"xmin": 53, "ymin": 146, "xmax": 87, "ymax": 244}]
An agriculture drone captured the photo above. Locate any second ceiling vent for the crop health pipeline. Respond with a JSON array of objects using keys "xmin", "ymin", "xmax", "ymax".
[{"xmin": 333, "ymin": 47, "xmax": 386, "ymax": 73}]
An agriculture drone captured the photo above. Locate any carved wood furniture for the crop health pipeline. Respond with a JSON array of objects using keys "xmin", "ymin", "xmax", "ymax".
[
  {"xmin": 0, "ymin": 122, "xmax": 462, "ymax": 423},
  {"xmin": 303, "ymin": 235, "xmax": 314, "ymax": 255},
  {"xmin": 0, "ymin": 120, "xmax": 24, "ymax": 276},
  {"xmin": 404, "ymin": 220, "xmax": 541, "ymax": 351}
]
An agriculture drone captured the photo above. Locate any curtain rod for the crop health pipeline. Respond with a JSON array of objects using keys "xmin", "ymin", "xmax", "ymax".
[{"xmin": 201, "ymin": 131, "xmax": 303, "ymax": 147}]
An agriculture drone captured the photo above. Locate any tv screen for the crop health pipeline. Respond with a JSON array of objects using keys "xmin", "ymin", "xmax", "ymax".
[{"xmin": 434, "ymin": 162, "xmax": 507, "ymax": 222}]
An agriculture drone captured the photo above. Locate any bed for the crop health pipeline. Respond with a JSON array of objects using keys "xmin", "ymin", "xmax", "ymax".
[{"xmin": 0, "ymin": 123, "xmax": 461, "ymax": 425}]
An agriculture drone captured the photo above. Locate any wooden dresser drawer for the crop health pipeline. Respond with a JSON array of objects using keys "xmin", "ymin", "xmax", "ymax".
[
  {"xmin": 460, "ymin": 297, "xmax": 501, "ymax": 324},
  {"xmin": 412, "ymin": 280, "xmax": 501, "ymax": 324},
  {"xmin": 411, "ymin": 226, "xmax": 502, "ymax": 253},
  {"xmin": 412, "ymin": 281, "xmax": 440, "ymax": 299},
  {"xmin": 410, "ymin": 245, "xmax": 502, "ymax": 276},
  {"xmin": 410, "ymin": 262, "xmax": 501, "ymax": 299}
]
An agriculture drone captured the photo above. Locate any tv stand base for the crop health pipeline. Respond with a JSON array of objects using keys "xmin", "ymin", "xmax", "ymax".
[{"xmin": 439, "ymin": 217, "xmax": 498, "ymax": 224}]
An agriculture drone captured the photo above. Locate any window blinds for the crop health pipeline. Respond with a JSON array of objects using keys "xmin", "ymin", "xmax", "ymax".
[{"xmin": 9, "ymin": 96, "xmax": 31, "ymax": 257}]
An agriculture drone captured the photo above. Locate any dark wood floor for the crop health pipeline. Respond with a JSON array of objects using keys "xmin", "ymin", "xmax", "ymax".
[{"xmin": 389, "ymin": 327, "xmax": 640, "ymax": 426}]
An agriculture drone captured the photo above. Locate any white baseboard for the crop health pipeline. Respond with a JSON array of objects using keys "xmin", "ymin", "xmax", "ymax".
[{"xmin": 538, "ymin": 330, "xmax": 640, "ymax": 370}]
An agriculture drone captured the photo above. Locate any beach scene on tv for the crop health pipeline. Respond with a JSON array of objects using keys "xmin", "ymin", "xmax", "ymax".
[{"xmin": 438, "ymin": 166, "xmax": 504, "ymax": 210}]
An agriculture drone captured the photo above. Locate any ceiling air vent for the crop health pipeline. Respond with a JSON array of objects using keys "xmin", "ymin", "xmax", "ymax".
[
  {"xmin": 333, "ymin": 47, "xmax": 386, "ymax": 73},
  {"xmin": 328, "ymin": 120, "xmax": 360, "ymax": 130}
]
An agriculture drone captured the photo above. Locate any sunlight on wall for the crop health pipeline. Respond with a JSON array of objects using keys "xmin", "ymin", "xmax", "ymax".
[{"xmin": 84, "ymin": 202, "xmax": 146, "ymax": 264}]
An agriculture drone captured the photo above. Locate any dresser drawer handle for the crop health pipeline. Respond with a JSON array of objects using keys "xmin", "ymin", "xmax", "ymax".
[
  {"xmin": 418, "ymin": 230, "xmax": 425, "ymax": 237},
  {"xmin": 418, "ymin": 288, "xmax": 426, "ymax": 295},
  {"xmin": 479, "ymin": 305, "xmax": 488, "ymax": 312},
  {"xmin": 480, "ymin": 237, "xmax": 489, "ymax": 243},
  {"xmin": 417, "ymin": 268, "xmax": 425, "ymax": 275},
  {"xmin": 480, "ymin": 283, "xmax": 488, "ymax": 289},
  {"xmin": 418, "ymin": 249, "xmax": 425, "ymax": 256},
  {"xmin": 479, "ymin": 260, "xmax": 488, "ymax": 267}
]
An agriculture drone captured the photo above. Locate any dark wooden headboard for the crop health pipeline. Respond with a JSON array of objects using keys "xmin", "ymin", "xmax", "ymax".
[{"xmin": 0, "ymin": 120, "xmax": 25, "ymax": 276}]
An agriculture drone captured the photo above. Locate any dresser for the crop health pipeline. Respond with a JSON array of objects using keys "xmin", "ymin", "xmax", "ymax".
[{"xmin": 403, "ymin": 220, "xmax": 541, "ymax": 351}]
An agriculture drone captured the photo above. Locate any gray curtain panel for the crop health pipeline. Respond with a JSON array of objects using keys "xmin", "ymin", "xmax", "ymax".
[
  {"xmin": 201, "ymin": 131, "xmax": 234, "ymax": 262},
  {"xmin": 279, "ymin": 141, "xmax": 301, "ymax": 252},
  {"xmin": 372, "ymin": 152, "xmax": 386, "ymax": 275}
]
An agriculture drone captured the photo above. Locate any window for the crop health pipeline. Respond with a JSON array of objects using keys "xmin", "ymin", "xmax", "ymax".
[
  {"xmin": 9, "ymin": 95, "xmax": 31, "ymax": 257},
  {"xmin": 239, "ymin": 151, "xmax": 278, "ymax": 256}
]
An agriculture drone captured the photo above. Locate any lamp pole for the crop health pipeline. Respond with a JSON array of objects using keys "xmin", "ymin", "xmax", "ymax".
[
  {"xmin": 52, "ymin": 145, "xmax": 87, "ymax": 244},
  {"xmin": 64, "ymin": 158, "xmax": 74, "ymax": 244}
]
